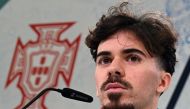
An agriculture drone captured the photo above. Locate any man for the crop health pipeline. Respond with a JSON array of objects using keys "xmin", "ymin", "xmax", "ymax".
[{"xmin": 85, "ymin": 2, "xmax": 178, "ymax": 109}]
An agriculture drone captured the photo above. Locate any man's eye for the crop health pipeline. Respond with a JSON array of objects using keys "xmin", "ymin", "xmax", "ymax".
[
  {"xmin": 126, "ymin": 55, "xmax": 142, "ymax": 63},
  {"xmin": 97, "ymin": 57, "xmax": 112, "ymax": 65}
]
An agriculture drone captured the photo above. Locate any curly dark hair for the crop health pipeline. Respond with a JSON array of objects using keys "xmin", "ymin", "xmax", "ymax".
[{"xmin": 85, "ymin": 2, "xmax": 178, "ymax": 75}]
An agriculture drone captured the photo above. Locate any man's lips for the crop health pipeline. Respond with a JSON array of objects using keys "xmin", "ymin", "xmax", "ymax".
[{"xmin": 105, "ymin": 82, "xmax": 127, "ymax": 91}]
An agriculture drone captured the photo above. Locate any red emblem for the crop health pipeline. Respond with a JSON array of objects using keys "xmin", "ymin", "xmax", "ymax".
[{"xmin": 5, "ymin": 22, "xmax": 81, "ymax": 109}]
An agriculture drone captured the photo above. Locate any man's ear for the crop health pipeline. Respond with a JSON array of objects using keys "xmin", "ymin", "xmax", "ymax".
[{"xmin": 156, "ymin": 72, "xmax": 172, "ymax": 94}]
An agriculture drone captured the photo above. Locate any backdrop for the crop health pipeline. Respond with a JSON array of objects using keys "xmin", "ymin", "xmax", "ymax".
[{"xmin": 0, "ymin": 0, "xmax": 189, "ymax": 109}]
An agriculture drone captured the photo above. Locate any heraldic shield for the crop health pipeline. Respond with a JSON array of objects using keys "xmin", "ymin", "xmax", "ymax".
[
  {"xmin": 5, "ymin": 22, "xmax": 81, "ymax": 109},
  {"xmin": 26, "ymin": 50, "xmax": 58, "ymax": 93}
]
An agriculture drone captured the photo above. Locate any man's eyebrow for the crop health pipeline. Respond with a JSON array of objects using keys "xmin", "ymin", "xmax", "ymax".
[
  {"xmin": 96, "ymin": 51, "xmax": 111, "ymax": 58},
  {"xmin": 122, "ymin": 48, "xmax": 147, "ymax": 57}
]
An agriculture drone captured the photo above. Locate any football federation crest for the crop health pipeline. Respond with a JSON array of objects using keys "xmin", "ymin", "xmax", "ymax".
[{"xmin": 5, "ymin": 22, "xmax": 81, "ymax": 109}]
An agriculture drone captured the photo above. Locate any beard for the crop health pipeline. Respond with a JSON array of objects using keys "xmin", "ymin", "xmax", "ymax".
[
  {"xmin": 102, "ymin": 94, "xmax": 135, "ymax": 109},
  {"xmin": 102, "ymin": 104, "xmax": 135, "ymax": 109},
  {"xmin": 101, "ymin": 93, "xmax": 135, "ymax": 109},
  {"xmin": 100, "ymin": 75, "xmax": 135, "ymax": 109}
]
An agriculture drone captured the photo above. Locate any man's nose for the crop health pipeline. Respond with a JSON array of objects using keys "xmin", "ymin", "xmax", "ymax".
[{"xmin": 108, "ymin": 58, "xmax": 125, "ymax": 77}]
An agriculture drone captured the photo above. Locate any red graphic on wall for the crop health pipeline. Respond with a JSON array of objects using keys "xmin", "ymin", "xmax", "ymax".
[{"xmin": 5, "ymin": 22, "xmax": 81, "ymax": 109}]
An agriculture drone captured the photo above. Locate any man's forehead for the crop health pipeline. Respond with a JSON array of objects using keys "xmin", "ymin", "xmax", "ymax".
[
  {"xmin": 96, "ymin": 30, "xmax": 152, "ymax": 58},
  {"xmin": 98, "ymin": 31, "xmax": 144, "ymax": 50},
  {"xmin": 100, "ymin": 30, "xmax": 141, "ymax": 46}
]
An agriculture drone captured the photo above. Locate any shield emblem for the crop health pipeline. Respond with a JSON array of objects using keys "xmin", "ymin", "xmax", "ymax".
[
  {"xmin": 5, "ymin": 22, "xmax": 80, "ymax": 109},
  {"xmin": 26, "ymin": 51, "xmax": 58, "ymax": 92}
]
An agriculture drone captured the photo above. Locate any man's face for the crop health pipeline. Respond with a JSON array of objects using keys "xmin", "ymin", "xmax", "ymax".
[{"xmin": 95, "ymin": 30, "xmax": 170, "ymax": 109}]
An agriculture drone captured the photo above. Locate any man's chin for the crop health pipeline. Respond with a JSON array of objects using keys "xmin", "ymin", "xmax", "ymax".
[
  {"xmin": 107, "ymin": 92, "xmax": 122, "ymax": 101},
  {"xmin": 102, "ymin": 103, "xmax": 135, "ymax": 109},
  {"xmin": 101, "ymin": 93, "xmax": 135, "ymax": 109}
]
